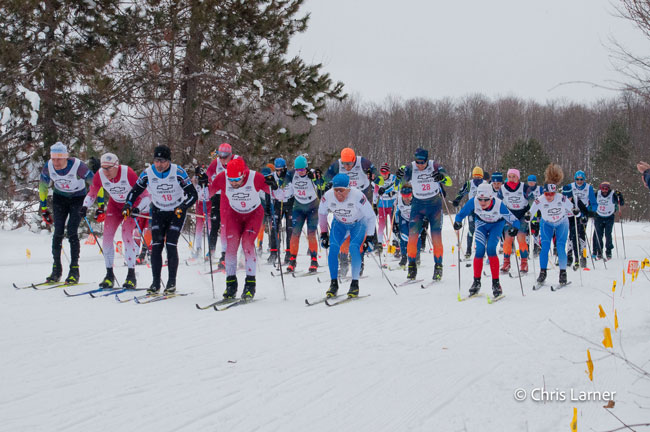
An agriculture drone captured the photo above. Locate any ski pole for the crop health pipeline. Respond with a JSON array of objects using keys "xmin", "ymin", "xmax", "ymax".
[
  {"xmin": 368, "ymin": 248, "xmax": 398, "ymax": 295},
  {"xmin": 84, "ymin": 216, "xmax": 121, "ymax": 287},
  {"xmin": 583, "ymin": 218, "xmax": 597, "ymax": 270},
  {"xmin": 528, "ymin": 219, "xmax": 536, "ymax": 277},
  {"xmin": 203, "ymin": 197, "xmax": 215, "ymax": 299},
  {"xmin": 618, "ymin": 209, "xmax": 627, "ymax": 259},
  {"xmin": 591, "ymin": 218, "xmax": 608, "ymax": 269},
  {"xmin": 269, "ymin": 196, "xmax": 286, "ymax": 300},
  {"xmin": 511, "ymin": 236, "xmax": 525, "ymax": 296},
  {"xmin": 442, "ymin": 197, "xmax": 461, "ymax": 295},
  {"xmin": 572, "ymin": 216, "xmax": 583, "ymax": 286}
]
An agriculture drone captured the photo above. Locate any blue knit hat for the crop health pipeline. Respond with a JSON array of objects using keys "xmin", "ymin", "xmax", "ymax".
[
  {"xmin": 332, "ymin": 173, "xmax": 350, "ymax": 188},
  {"xmin": 261, "ymin": 167, "xmax": 272, "ymax": 177},
  {"xmin": 274, "ymin": 157, "xmax": 286, "ymax": 169},
  {"xmin": 294, "ymin": 155, "xmax": 308, "ymax": 169},
  {"xmin": 414, "ymin": 147, "xmax": 428, "ymax": 161},
  {"xmin": 527, "ymin": 174, "xmax": 537, "ymax": 182},
  {"xmin": 574, "ymin": 170, "xmax": 586, "ymax": 180},
  {"xmin": 561, "ymin": 184, "xmax": 573, "ymax": 197},
  {"xmin": 491, "ymin": 172, "xmax": 503, "ymax": 183}
]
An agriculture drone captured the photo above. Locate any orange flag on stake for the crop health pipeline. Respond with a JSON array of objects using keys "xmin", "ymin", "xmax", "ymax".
[
  {"xmin": 586, "ymin": 350, "xmax": 594, "ymax": 381},
  {"xmin": 614, "ymin": 310, "xmax": 619, "ymax": 332},
  {"xmin": 570, "ymin": 407, "xmax": 578, "ymax": 432},
  {"xmin": 602, "ymin": 328, "xmax": 613, "ymax": 348},
  {"xmin": 26, "ymin": 249, "xmax": 31, "ymax": 259},
  {"xmin": 598, "ymin": 305, "xmax": 606, "ymax": 318}
]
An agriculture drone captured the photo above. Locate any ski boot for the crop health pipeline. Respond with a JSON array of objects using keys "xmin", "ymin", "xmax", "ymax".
[
  {"xmin": 500, "ymin": 257, "xmax": 511, "ymax": 273},
  {"xmin": 46, "ymin": 263, "xmax": 62, "ymax": 283},
  {"xmin": 464, "ymin": 251, "xmax": 472, "ymax": 261},
  {"xmin": 147, "ymin": 281, "xmax": 160, "ymax": 295},
  {"xmin": 579, "ymin": 257, "xmax": 587, "ymax": 268},
  {"xmin": 572, "ymin": 261, "xmax": 580, "ymax": 271},
  {"xmin": 407, "ymin": 262, "xmax": 417, "ymax": 280},
  {"xmin": 375, "ymin": 243, "xmax": 383, "ymax": 256},
  {"xmin": 566, "ymin": 254, "xmax": 573, "ymax": 268},
  {"xmin": 217, "ymin": 252, "xmax": 226, "ymax": 270},
  {"xmin": 492, "ymin": 279, "xmax": 503, "ymax": 298},
  {"xmin": 284, "ymin": 250, "xmax": 291, "ymax": 265},
  {"xmin": 242, "ymin": 276, "xmax": 256, "ymax": 299},
  {"xmin": 606, "ymin": 251, "xmax": 612, "ymax": 261},
  {"xmin": 123, "ymin": 268, "xmax": 137, "ymax": 288},
  {"xmin": 326, "ymin": 279, "xmax": 339, "ymax": 298},
  {"xmin": 164, "ymin": 280, "xmax": 176, "ymax": 295},
  {"xmin": 65, "ymin": 265, "xmax": 80, "ymax": 284},
  {"xmin": 339, "ymin": 253, "xmax": 350, "ymax": 277},
  {"xmin": 99, "ymin": 268, "xmax": 115, "ymax": 288},
  {"xmin": 519, "ymin": 257, "xmax": 528, "ymax": 274},
  {"xmin": 559, "ymin": 269, "xmax": 567, "ymax": 285},
  {"xmin": 267, "ymin": 250, "xmax": 278, "ymax": 265},
  {"xmin": 308, "ymin": 257, "xmax": 318, "ymax": 273},
  {"xmin": 399, "ymin": 255, "xmax": 407, "ymax": 268},
  {"xmin": 536, "ymin": 269, "xmax": 547, "ymax": 284},
  {"xmin": 286, "ymin": 254, "xmax": 297, "ymax": 272},
  {"xmin": 347, "ymin": 279, "xmax": 360, "ymax": 298},
  {"xmin": 394, "ymin": 245, "xmax": 401, "ymax": 259},
  {"xmin": 223, "ymin": 276, "xmax": 238, "ymax": 299},
  {"xmin": 469, "ymin": 277, "xmax": 481, "ymax": 296},
  {"xmin": 433, "ymin": 263, "xmax": 443, "ymax": 281}
]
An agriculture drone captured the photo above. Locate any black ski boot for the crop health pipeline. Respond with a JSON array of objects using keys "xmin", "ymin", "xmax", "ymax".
[
  {"xmin": 339, "ymin": 253, "xmax": 350, "ymax": 276},
  {"xmin": 308, "ymin": 257, "xmax": 318, "ymax": 273},
  {"xmin": 433, "ymin": 263, "xmax": 443, "ymax": 281},
  {"xmin": 537, "ymin": 269, "xmax": 547, "ymax": 284},
  {"xmin": 223, "ymin": 276, "xmax": 238, "ymax": 299},
  {"xmin": 347, "ymin": 279, "xmax": 360, "ymax": 298},
  {"xmin": 399, "ymin": 255, "xmax": 407, "ymax": 267},
  {"xmin": 572, "ymin": 261, "xmax": 580, "ymax": 271},
  {"xmin": 559, "ymin": 269, "xmax": 567, "ymax": 285},
  {"xmin": 492, "ymin": 279, "xmax": 503, "ymax": 298},
  {"xmin": 286, "ymin": 254, "xmax": 297, "ymax": 272},
  {"xmin": 326, "ymin": 279, "xmax": 339, "ymax": 298},
  {"xmin": 46, "ymin": 263, "xmax": 62, "ymax": 283},
  {"xmin": 65, "ymin": 265, "xmax": 80, "ymax": 284},
  {"xmin": 407, "ymin": 262, "xmax": 417, "ymax": 280},
  {"xmin": 217, "ymin": 252, "xmax": 226, "ymax": 270},
  {"xmin": 99, "ymin": 268, "xmax": 115, "ymax": 288},
  {"xmin": 567, "ymin": 254, "xmax": 573, "ymax": 268},
  {"xmin": 164, "ymin": 279, "xmax": 176, "ymax": 295},
  {"xmin": 284, "ymin": 249, "xmax": 291, "ymax": 265},
  {"xmin": 123, "ymin": 268, "xmax": 137, "ymax": 288},
  {"xmin": 469, "ymin": 277, "xmax": 481, "ymax": 296},
  {"xmin": 147, "ymin": 281, "xmax": 160, "ymax": 295},
  {"xmin": 242, "ymin": 276, "xmax": 256, "ymax": 299}
]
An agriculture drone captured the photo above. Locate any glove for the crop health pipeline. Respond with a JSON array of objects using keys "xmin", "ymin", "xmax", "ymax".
[
  {"xmin": 613, "ymin": 190, "xmax": 624, "ymax": 205},
  {"xmin": 324, "ymin": 182, "xmax": 332, "ymax": 192},
  {"xmin": 378, "ymin": 187, "xmax": 385, "ymax": 196},
  {"xmin": 79, "ymin": 206, "xmax": 88, "ymax": 218},
  {"xmin": 507, "ymin": 226, "xmax": 519, "ymax": 237},
  {"xmin": 572, "ymin": 207, "xmax": 580, "ymax": 216},
  {"xmin": 452, "ymin": 198, "xmax": 460, "ymax": 207},
  {"xmin": 524, "ymin": 212, "xmax": 531, "ymax": 222},
  {"xmin": 453, "ymin": 221, "xmax": 462, "ymax": 231},
  {"xmin": 121, "ymin": 203, "xmax": 132, "ymax": 218},
  {"xmin": 307, "ymin": 170, "xmax": 315, "ymax": 180},
  {"xmin": 264, "ymin": 175, "xmax": 278, "ymax": 190},
  {"xmin": 363, "ymin": 235, "xmax": 376, "ymax": 253},
  {"xmin": 432, "ymin": 171, "xmax": 445, "ymax": 182},
  {"xmin": 396, "ymin": 167, "xmax": 404, "ymax": 180},
  {"xmin": 197, "ymin": 171, "xmax": 209, "ymax": 188},
  {"xmin": 40, "ymin": 207, "xmax": 53, "ymax": 225},
  {"xmin": 130, "ymin": 207, "xmax": 140, "ymax": 218},
  {"xmin": 320, "ymin": 232, "xmax": 329, "ymax": 249},
  {"xmin": 392, "ymin": 222, "xmax": 399, "ymax": 234},
  {"xmin": 95, "ymin": 206, "xmax": 105, "ymax": 223},
  {"xmin": 579, "ymin": 216, "xmax": 588, "ymax": 225},
  {"xmin": 174, "ymin": 206, "xmax": 184, "ymax": 219}
]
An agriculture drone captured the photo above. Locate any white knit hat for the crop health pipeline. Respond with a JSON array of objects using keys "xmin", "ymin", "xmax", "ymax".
[
  {"xmin": 100, "ymin": 152, "xmax": 119, "ymax": 168},
  {"xmin": 50, "ymin": 142, "xmax": 68, "ymax": 158}
]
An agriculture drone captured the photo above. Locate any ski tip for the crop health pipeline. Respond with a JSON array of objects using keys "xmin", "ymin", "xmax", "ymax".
[
  {"xmin": 195, "ymin": 303, "xmax": 202, "ymax": 310},
  {"xmin": 304, "ymin": 299, "xmax": 310, "ymax": 306},
  {"xmin": 63, "ymin": 289, "xmax": 73, "ymax": 296}
]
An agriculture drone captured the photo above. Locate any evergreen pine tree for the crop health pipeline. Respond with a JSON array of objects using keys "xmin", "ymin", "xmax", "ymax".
[{"xmin": 499, "ymin": 138, "xmax": 550, "ymax": 182}]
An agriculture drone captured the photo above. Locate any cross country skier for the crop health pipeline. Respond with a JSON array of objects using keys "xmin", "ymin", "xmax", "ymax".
[
  {"xmin": 39, "ymin": 142, "xmax": 94, "ymax": 283},
  {"xmin": 637, "ymin": 161, "xmax": 650, "ymax": 189},
  {"xmin": 191, "ymin": 165, "xmax": 211, "ymax": 259},
  {"xmin": 374, "ymin": 163, "xmax": 398, "ymax": 255},
  {"xmin": 206, "ymin": 143, "xmax": 240, "ymax": 269},
  {"xmin": 393, "ymin": 183, "xmax": 420, "ymax": 268},
  {"xmin": 323, "ymin": 148, "xmax": 380, "ymax": 276},
  {"xmin": 122, "ymin": 145, "xmax": 198, "ymax": 295},
  {"xmin": 400, "ymin": 147, "xmax": 452, "ymax": 281},
  {"xmin": 498, "ymin": 169, "xmax": 531, "ymax": 274},
  {"xmin": 526, "ymin": 175, "xmax": 543, "ymax": 256},
  {"xmin": 452, "ymin": 166, "xmax": 485, "ymax": 260},
  {"xmin": 528, "ymin": 164, "xmax": 577, "ymax": 287},
  {"xmin": 569, "ymin": 170, "xmax": 596, "ymax": 266},
  {"xmin": 319, "ymin": 173, "xmax": 376, "ymax": 298},
  {"xmin": 267, "ymin": 157, "xmax": 294, "ymax": 265},
  {"xmin": 590, "ymin": 182, "xmax": 624, "ymax": 260},
  {"xmin": 286, "ymin": 155, "xmax": 319, "ymax": 273},
  {"xmin": 453, "ymin": 183, "xmax": 520, "ymax": 298},
  {"xmin": 81, "ymin": 153, "xmax": 150, "ymax": 288},
  {"xmin": 208, "ymin": 157, "xmax": 275, "ymax": 299}
]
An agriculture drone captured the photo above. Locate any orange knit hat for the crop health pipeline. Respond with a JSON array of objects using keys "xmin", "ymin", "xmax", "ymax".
[{"xmin": 340, "ymin": 147, "xmax": 356, "ymax": 163}]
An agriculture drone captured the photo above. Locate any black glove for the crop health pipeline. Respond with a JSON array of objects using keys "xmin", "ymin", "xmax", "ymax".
[
  {"xmin": 130, "ymin": 207, "xmax": 140, "ymax": 218},
  {"xmin": 363, "ymin": 235, "xmax": 376, "ymax": 252},
  {"xmin": 577, "ymin": 200, "xmax": 589, "ymax": 215},
  {"xmin": 197, "ymin": 171, "xmax": 209, "ymax": 188},
  {"xmin": 392, "ymin": 222, "xmax": 399, "ymax": 234},
  {"xmin": 307, "ymin": 170, "xmax": 315, "ymax": 180},
  {"xmin": 396, "ymin": 167, "xmax": 404, "ymax": 180},
  {"xmin": 264, "ymin": 175, "xmax": 278, "ymax": 190},
  {"xmin": 378, "ymin": 187, "xmax": 385, "ymax": 196},
  {"xmin": 79, "ymin": 206, "xmax": 88, "ymax": 218},
  {"xmin": 174, "ymin": 206, "xmax": 184, "ymax": 219},
  {"xmin": 452, "ymin": 198, "xmax": 460, "ymax": 207},
  {"xmin": 432, "ymin": 171, "xmax": 445, "ymax": 182},
  {"xmin": 324, "ymin": 182, "xmax": 332, "ymax": 192},
  {"xmin": 373, "ymin": 203, "xmax": 378, "ymax": 215},
  {"xmin": 95, "ymin": 206, "xmax": 106, "ymax": 222},
  {"xmin": 579, "ymin": 216, "xmax": 588, "ymax": 225},
  {"xmin": 121, "ymin": 203, "xmax": 132, "ymax": 218},
  {"xmin": 530, "ymin": 220, "xmax": 539, "ymax": 232},
  {"xmin": 453, "ymin": 221, "xmax": 462, "ymax": 231},
  {"xmin": 320, "ymin": 232, "xmax": 329, "ymax": 249},
  {"xmin": 524, "ymin": 212, "xmax": 531, "ymax": 222},
  {"xmin": 40, "ymin": 208, "xmax": 53, "ymax": 225},
  {"xmin": 613, "ymin": 190, "xmax": 624, "ymax": 206},
  {"xmin": 572, "ymin": 207, "xmax": 580, "ymax": 216},
  {"xmin": 508, "ymin": 226, "xmax": 519, "ymax": 237}
]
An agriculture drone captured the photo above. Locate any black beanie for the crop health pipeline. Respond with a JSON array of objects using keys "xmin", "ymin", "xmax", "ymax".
[{"xmin": 154, "ymin": 145, "xmax": 171, "ymax": 160}]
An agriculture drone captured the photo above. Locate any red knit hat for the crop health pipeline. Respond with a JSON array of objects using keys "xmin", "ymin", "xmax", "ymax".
[{"xmin": 227, "ymin": 157, "xmax": 247, "ymax": 179}]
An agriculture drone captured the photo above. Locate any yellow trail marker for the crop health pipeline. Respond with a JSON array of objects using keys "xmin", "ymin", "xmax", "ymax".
[
  {"xmin": 598, "ymin": 305, "xmax": 606, "ymax": 318},
  {"xmin": 586, "ymin": 349, "xmax": 594, "ymax": 381},
  {"xmin": 26, "ymin": 249, "xmax": 31, "ymax": 259},
  {"xmin": 602, "ymin": 328, "xmax": 613, "ymax": 348}
]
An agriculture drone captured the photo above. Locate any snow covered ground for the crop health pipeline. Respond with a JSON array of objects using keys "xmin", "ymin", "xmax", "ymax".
[{"xmin": 1, "ymin": 222, "xmax": 650, "ymax": 431}]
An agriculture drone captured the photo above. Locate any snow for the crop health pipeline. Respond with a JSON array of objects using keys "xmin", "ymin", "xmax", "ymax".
[
  {"xmin": 2, "ymin": 222, "xmax": 650, "ymax": 431},
  {"xmin": 287, "ymin": 76, "xmax": 297, "ymax": 88},
  {"xmin": 253, "ymin": 80, "xmax": 264, "ymax": 98},
  {"xmin": 277, "ymin": 127, "xmax": 287, "ymax": 134},
  {"xmin": 17, "ymin": 84, "xmax": 40, "ymax": 125}
]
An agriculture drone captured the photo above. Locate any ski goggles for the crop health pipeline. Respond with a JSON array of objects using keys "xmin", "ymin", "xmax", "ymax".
[
  {"xmin": 477, "ymin": 197, "xmax": 491, "ymax": 202},
  {"xmin": 415, "ymin": 159, "xmax": 427, "ymax": 165},
  {"xmin": 600, "ymin": 184, "xmax": 611, "ymax": 192},
  {"xmin": 575, "ymin": 177, "xmax": 585, "ymax": 182},
  {"xmin": 295, "ymin": 168, "xmax": 307, "ymax": 173},
  {"xmin": 218, "ymin": 151, "xmax": 232, "ymax": 158},
  {"xmin": 227, "ymin": 175, "xmax": 243, "ymax": 182},
  {"xmin": 400, "ymin": 187, "xmax": 413, "ymax": 196}
]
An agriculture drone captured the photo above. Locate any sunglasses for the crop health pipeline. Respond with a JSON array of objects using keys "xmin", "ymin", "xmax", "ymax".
[
  {"xmin": 401, "ymin": 189, "xmax": 413, "ymax": 195},
  {"xmin": 477, "ymin": 197, "xmax": 491, "ymax": 202},
  {"xmin": 415, "ymin": 160, "xmax": 427, "ymax": 165},
  {"xmin": 296, "ymin": 168, "xmax": 306, "ymax": 172},
  {"xmin": 341, "ymin": 162, "xmax": 354, "ymax": 166},
  {"xmin": 544, "ymin": 192, "xmax": 556, "ymax": 197},
  {"xmin": 227, "ymin": 175, "xmax": 243, "ymax": 182},
  {"xmin": 575, "ymin": 178, "xmax": 585, "ymax": 181},
  {"xmin": 101, "ymin": 165, "xmax": 116, "ymax": 171},
  {"xmin": 153, "ymin": 157, "xmax": 168, "ymax": 163}
]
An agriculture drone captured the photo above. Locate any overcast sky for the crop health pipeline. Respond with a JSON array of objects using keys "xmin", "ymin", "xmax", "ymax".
[{"xmin": 288, "ymin": 0, "xmax": 649, "ymax": 103}]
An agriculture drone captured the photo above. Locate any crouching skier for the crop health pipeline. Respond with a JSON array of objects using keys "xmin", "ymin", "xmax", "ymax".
[
  {"xmin": 318, "ymin": 173, "xmax": 376, "ymax": 298},
  {"xmin": 209, "ymin": 157, "xmax": 275, "ymax": 299},
  {"xmin": 454, "ymin": 183, "xmax": 520, "ymax": 299}
]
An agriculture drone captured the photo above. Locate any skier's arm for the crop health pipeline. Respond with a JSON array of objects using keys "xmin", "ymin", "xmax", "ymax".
[
  {"xmin": 360, "ymin": 197, "xmax": 377, "ymax": 236},
  {"xmin": 82, "ymin": 174, "xmax": 104, "ymax": 208},
  {"xmin": 323, "ymin": 162, "xmax": 339, "ymax": 185},
  {"xmin": 38, "ymin": 164, "xmax": 51, "ymax": 209},
  {"xmin": 587, "ymin": 185, "xmax": 597, "ymax": 213},
  {"xmin": 318, "ymin": 195, "xmax": 329, "ymax": 233},
  {"xmin": 433, "ymin": 163, "xmax": 452, "ymax": 187},
  {"xmin": 177, "ymin": 167, "xmax": 198, "ymax": 209},
  {"xmin": 454, "ymin": 181, "xmax": 470, "ymax": 202},
  {"xmin": 455, "ymin": 199, "xmax": 475, "ymax": 223},
  {"xmin": 499, "ymin": 202, "xmax": 520, "ymax": 229},
  {"xmin": 253, "ymin": 172, "xmax": 271, "ymax": 195},
  {"xmin": 125, "ymin": 171, "xmax": 148, "ymax": 206}
]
